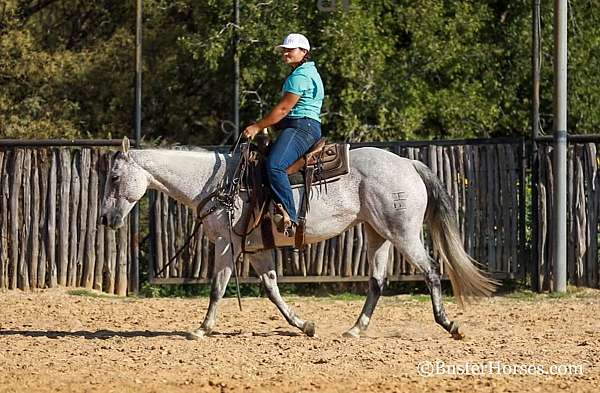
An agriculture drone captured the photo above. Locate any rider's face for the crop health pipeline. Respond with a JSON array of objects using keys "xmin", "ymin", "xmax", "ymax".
[{"xmin": 281, "ymin": 47, "xmax": 307, "ymax": 66}]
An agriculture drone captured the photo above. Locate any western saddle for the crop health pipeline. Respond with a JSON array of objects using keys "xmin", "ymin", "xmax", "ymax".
[{"xmin": 241, "ymin": 134, "xmax": 350, "ymax": 252}]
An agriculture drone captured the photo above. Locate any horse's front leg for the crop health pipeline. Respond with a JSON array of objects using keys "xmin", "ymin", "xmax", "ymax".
[
  {"xmin": 188, "ymin": 236, "xmax": 237, "ymax": 339},
  {"xmin": 250, "ymin": 250, "xmax": 316, "ymax": 337}
]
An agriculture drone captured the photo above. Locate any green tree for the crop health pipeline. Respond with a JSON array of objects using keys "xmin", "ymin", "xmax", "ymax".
[{"xmin": 1, "ymin": 1, "xmax": 599, "ymax": 142}]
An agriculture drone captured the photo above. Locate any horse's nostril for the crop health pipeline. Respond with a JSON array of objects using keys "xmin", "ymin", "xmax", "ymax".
[{"xmin": 100, "ymin": 215, "xmax": 107, "ymax": 226}]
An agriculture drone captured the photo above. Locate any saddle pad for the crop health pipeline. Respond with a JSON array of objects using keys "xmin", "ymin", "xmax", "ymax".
[{"xmin": 289, "ymin": 143, "xmax": 350, "ymax": 186}]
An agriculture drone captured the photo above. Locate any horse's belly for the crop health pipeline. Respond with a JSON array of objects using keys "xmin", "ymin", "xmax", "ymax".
[{"xmin": 292, "ymin": 178, "xmax": 361, "ymax": 242}]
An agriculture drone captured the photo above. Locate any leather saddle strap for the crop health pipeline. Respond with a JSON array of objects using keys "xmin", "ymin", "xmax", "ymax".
[
  {"xmin": 260, "ymin": 214, "xmax": 275, "ymax": 249},
  {"xmin": 295, "ymin": 164, "xmax": 314, "ymax": 249},
  {"xmin": 241, "ymin": 158, "xmax": 275, "ymax": 253}
]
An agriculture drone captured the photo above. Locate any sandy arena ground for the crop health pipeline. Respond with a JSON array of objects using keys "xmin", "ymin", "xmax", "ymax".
[{"xmin": 0, "ymin": 288, "xmax": 598, "ymax": 392}]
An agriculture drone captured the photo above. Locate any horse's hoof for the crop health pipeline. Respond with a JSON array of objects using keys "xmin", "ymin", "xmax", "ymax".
[
  {"xmin": 187, "ymin": 328, "xmax": 210, "ymax": 340},
  {"xmin": 342, "ymin": 327, "xmax": 361, "ymax": 338},
  {"xmin": 449, "ymin": 321, "xmax": 464, "ymax": 340},
  {"xmin": 302, "ymin": 321, "xmax": 316, "ymax": 337}
]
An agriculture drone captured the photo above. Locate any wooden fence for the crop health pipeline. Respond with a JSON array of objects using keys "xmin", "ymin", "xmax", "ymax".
[
  {"xmin": 149, "ymin": 140, "xmax": 527, "ymax": 284},
  {"xmin": 534, "ymin": 142, "xmax": 600, "ymax": 290},
  {"xmin": 0, "ymin": 147, "xmax": 132, "ymax": 294},
  {"xmin": 2, "ymin": 138, "xmax": 598, "ymax": 293}
]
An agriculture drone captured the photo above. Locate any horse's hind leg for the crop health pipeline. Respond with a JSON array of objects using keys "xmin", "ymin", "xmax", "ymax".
[
  {"xmin": 343, "ymin": 225, "xmax": 390, "ymax": 338},
  {"xmin": 399, "ymin": 239, "xmax": 463, "ymax": 339},
  {"xmin": 250, "ymin": 250, "xmax": 316, "ymax": 337}
]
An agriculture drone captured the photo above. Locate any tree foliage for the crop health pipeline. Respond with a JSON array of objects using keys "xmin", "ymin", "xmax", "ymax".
[{"xmin": 0, "ymin": 0, "xmax": 599, "ymax": 143}]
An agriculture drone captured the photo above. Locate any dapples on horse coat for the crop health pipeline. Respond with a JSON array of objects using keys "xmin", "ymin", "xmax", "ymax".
[{"xmin": 100, "ymin": 139, "xmax": 496, "ymax": 340}]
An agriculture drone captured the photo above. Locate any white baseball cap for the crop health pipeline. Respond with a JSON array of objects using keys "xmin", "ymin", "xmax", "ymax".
[{"xmin": 276, "ymin": 33, "xmax": 310, "ymax": 51}]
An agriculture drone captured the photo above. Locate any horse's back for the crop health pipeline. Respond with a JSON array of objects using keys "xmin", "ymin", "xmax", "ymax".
[
  {"xmin": 349, "ymin": 147, "xmax": 428, "ymax": 226},
  {"xmin": 349, "ymin": 147, "xmax": 425, "ymax": 186}
]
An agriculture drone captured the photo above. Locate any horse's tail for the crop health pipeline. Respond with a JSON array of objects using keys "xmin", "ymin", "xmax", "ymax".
[{"xmin": 412, "ymin": 160, "xmax": 497, "ymax": 306}]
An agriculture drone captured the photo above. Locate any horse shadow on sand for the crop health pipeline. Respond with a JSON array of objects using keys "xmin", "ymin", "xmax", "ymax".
[{"xmin": 0, "ymin": 328, "xmax": 301, "ymax": 340}]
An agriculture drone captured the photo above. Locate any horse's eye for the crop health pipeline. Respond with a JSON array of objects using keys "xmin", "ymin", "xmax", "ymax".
[{"xmin": 111, "ymin": 175, "xmax": 120, "ymax": 182}]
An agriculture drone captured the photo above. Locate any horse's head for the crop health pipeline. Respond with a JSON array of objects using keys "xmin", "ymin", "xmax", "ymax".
[{"xmin": 100, "ymin": 138, "xmax": 152, "ymax": 229}]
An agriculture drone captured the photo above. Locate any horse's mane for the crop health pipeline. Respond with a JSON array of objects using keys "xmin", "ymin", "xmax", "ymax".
[
  {"xmin": 159, "ymin": 144, "xmax": 230, "ymax": 155},
  {"xmin": 126, "ymin": 144, "xmax": 234, "ymax": 162},
  {"xmin": 170, "ymin": 145, "xmax": 211, "ymax": 152}
]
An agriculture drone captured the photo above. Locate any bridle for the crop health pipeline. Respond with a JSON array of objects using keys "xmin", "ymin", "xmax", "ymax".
[{"xmin": 154, "ymin": 135, "xmax": 248, "ymax": 310}]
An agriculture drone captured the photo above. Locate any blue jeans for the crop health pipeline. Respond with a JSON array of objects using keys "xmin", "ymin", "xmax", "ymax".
[{"xmin": 266, "ymin": 118, "xmax": 321, "ymax": 224}]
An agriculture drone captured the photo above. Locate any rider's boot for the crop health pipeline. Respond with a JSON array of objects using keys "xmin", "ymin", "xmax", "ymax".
[{"xmin": 273, "ymin": 203, "xmax": 296, "ymax": 237}]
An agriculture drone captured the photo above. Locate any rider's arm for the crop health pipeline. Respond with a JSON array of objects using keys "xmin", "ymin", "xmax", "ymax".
[
  {"xmin": 256, "ymin": 92, "xmax": 300, "ymax": 129},
  {"xmin": 243, "ymin": 92, "xmax": 300, "ymax": 138}
]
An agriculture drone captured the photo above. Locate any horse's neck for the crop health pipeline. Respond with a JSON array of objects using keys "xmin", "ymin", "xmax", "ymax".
[{"xmin": 130, "ymin": 149, "xmax": 232, "ymax": 207}]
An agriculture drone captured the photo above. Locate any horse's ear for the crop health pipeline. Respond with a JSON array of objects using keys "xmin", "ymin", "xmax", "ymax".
[{"xmin": 121, "ymin": 136, "xmax": 130, "ymax": 155}]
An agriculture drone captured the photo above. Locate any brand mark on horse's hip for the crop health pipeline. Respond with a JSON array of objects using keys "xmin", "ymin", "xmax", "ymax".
[{"xmin": 392, "ymin": 191, "xmax": 407, "ymax": 210}]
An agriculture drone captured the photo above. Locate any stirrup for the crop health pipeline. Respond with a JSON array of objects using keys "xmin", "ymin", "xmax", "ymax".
[
  {"xmin": 273, "ymin": 204, "xmax": 295, "ymax": 236},
  {"xmin": 284, "ymin": 222, "xmax": 296, "ymax": 237}
]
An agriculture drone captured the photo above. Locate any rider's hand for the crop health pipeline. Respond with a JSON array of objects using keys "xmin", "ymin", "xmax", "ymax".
[{"xmin": 243, "ymin": 124, "xmax": 261, "ymax": 140}]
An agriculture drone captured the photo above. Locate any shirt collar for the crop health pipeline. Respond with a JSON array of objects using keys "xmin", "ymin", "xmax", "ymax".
[{"xmin": 295, "ymin": 61, "xmax": 314, "ymax": 71}]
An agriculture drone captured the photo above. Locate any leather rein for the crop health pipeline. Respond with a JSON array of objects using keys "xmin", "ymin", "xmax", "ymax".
[{"xmin": 154, "ymin": 137, "xmax": 248, "ymax": 310}]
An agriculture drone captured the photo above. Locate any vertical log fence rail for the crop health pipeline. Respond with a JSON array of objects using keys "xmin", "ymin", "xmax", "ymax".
[
  {"xmin": 533, "ymin": 135, "xmax": 600, "ymax": 290},
  {"xmin": 1, "ymin": 137, "xmax": 598, "ymax": 293},
  {"xmin": 0, "ymin": 140, "xmax": 134, "ymax": 294},
  {"xmin": 149, "ymin": 138, "xmax": 528, "ymax": 285}
]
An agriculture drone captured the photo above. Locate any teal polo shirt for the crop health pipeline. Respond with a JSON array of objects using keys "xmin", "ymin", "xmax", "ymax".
[{"xmin": 282, "ymin": 61, "xmax": 324, "ymax": 122}]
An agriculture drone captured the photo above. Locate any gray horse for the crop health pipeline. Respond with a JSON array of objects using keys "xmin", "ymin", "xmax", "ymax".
[{"xmin": 100, "ymin": 139, "xmax": 496, "ymax": 340}]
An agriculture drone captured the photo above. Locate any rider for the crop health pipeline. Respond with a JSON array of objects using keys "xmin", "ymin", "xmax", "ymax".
[{"xmin": 243, "ymin": 33, "xmax": 324, "ymax": 235}]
